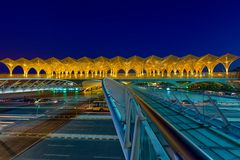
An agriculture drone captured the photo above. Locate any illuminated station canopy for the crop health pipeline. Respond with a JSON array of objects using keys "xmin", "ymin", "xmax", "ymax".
[{"xmin": 0, "ymin": 53, "xmax": 239, "ymax": 79}]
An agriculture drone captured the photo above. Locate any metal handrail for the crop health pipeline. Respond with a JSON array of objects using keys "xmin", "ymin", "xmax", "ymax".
[
  {"xmin": 131, "ymin": 90, "xmax": 212, "ymax": 160},
  {"xmin": 102, "ymin": 78, "xmax": 169, "ymax": 160}
]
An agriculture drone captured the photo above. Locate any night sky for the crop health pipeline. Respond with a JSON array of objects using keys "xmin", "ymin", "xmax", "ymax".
[{"xmin": 0, "ymin": 0, "xmax": 240, "ymax": 59}]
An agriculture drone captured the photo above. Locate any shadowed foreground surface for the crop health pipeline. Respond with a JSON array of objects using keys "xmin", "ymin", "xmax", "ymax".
[
  {"xmin": 0, "ymin": 108, "xmax": 81, "ymax": 159},
  {"xmin": 0, "ymin": 97, "xmax": 124, "ymax": 160}
]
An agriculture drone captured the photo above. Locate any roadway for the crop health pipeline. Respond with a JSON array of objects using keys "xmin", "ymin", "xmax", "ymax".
[
  {"xmin": 0, "ymin": 104, "xmax": 85, "ymax": 159},
  {"xmin": 0, "ymin": 94, "xmax": 124, "ymax": 160},
  {"xmin": 14, "ymin": 116, "xmax": 124, "ymax": 160}
]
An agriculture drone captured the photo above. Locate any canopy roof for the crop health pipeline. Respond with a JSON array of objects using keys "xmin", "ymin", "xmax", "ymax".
[{"xmin": 0, "ymin": 53, "xmax": 239, "ymax": 73}]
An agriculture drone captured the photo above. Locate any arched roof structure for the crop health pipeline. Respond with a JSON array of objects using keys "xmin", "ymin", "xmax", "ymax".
[
  {"xmin": 145, "ymin": 55, "xmax": 162, "ymax": 70},
  {"xmin": 0, "ymin": 53, "xmax": 239, "ymax": 78},
  {"xmin": 0, "ymin": 58, "xmax": 15, "ymax": 71},
  {"xmin": 194, "ymin": 54, "xmax": 218, "ymax": 73},
  {"xmin": 110, "ymin": 56, "xmax": 126, "ymax": 72},
  {"xmin": 94, "ymin": 56, "xmax": 110, "ymax": 72},
  {"xmin": 77, "ymin": 57, "xmax": 93, "ymax": 73}
]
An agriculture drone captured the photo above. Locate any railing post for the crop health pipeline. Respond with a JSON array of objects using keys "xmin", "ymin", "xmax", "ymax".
[
  {"xmin": 124, "ymin": 87, "xmax": 132, "ymax": 149},
  {"xmin": 130, "ymin": 115, "xmax": 141, "ymax": 160},
  {"xmin": 208, "ymin": 96, "xmax": 230, "ymax": 128}
]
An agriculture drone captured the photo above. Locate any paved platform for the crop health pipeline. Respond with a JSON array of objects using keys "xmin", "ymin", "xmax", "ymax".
[
  {"xmin": 14, "ymin": 118, "xmax": 124, "ymax": 160},
  {"xmin": 73, "ymin": 114, "xmax": 112, "ymax": 120},
  {"xmin": 15, "ymin": 138, "xmax": 124, "ymax": 160}
]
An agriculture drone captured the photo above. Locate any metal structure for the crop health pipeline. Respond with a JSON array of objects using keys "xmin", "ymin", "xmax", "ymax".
[
  {"xmin": 138, "ymin": 86, "xmax": 240, "ymax": 137},
  {"xmin": 0, "ymin": 53, "xmax": 239, "ymax": 79},
  {"xmin": 0, "ymin": 78, "xmax": 77, "ymax": 94},
  {"xmin": 130, "ymin": 85, "xmax": 240, "ymax": 160},
  {"xmin": 102, "ymin": 78, "xmax": 169, "ymax": 160},
  {"xmin": 117, "ymin": 77, "xmax": 238, "ymax": 87},
  {"xmin": 102, "ymin": 78, "xmax": 215, "ymax": 160}
]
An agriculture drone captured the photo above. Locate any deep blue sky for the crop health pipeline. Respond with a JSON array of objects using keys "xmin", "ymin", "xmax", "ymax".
[{"xmin": 0, "ymin": 0, "xmax": 240, "ymax": 59}]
